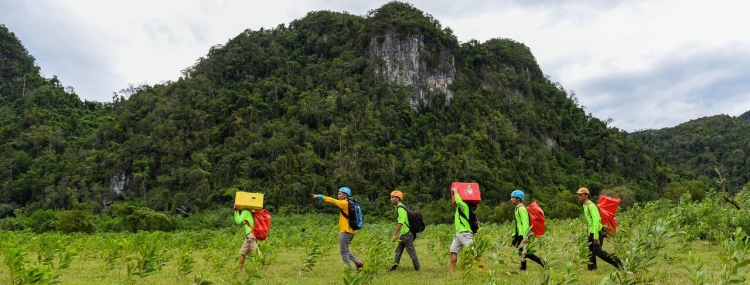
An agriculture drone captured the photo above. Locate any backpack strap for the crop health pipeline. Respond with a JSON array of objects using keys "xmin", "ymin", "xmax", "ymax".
[
  {"xmin": 457, "ymin": 206, "xmax": 470, "ymax": 228},
  {"xmin": 397, "ymin": 205, "xmax": 411, "ymax": 228},
  {"xmin": 339, "ymin": 197, "xmax": 351, "ymax": 220}
]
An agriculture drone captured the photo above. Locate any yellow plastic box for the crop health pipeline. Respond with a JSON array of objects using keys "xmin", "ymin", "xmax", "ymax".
[{"xmin": 235, "ymin": 191, "xmax": 264, "ymax": 210}]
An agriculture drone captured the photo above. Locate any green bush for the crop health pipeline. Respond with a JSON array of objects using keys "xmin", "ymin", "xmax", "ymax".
[
  {"xmin": 0, "ymin": 216, "xmax": 32, "ymax": 231},
  {"xmin": 664, "ymin": 181, "xmax": 707, "ymax": 202},
  {"xmin": 29, "ymin": 209, "xmax": 56, "ymax": 233},
  {"xmin": 53, "ymin": 210, "xmax": 96, "ymax": 233},
  {"xmin": 110, "ymin": 202, "xmax": 175, "ymax": 232},
  {"xmin": 600, "ymin": 186, "xmax": 637, "ymax": 209}
]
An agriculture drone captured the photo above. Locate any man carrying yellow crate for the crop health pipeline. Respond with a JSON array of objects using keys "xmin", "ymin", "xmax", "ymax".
[{"xmin": 234, "ymin": 204, "xmax": 259, "ymax": 273}]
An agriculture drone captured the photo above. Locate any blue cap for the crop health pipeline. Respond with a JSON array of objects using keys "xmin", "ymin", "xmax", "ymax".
[
  {"xmin": 511, "ymin": 189, "xmax": 525, "ymax": 200},
  {"xmin": 338, "ymin": 187, "xmax": 352, "ymax": 196}
]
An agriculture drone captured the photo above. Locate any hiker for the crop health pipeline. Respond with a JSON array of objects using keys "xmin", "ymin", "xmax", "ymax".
[
  {"xmin": 577, "ymin": 187, "xmax": 622, "ymax": 270},
  {"xmin": 388, "ymin": 190, "xmax": 420, "ymax": 272},
  {"xmin": 510, "ymin": 190, "xmax": 545, "ymax": 271},
  {"xmin": 234, "ymin": 204, "xmax": 259, "ymax": 272},
  {"xmin": 312, "ymin": 187, "xmax": 364, "ymax": 272},
  {"xmin": 449, "ymin": 186, "xmax": 482, "ymax": 274}
]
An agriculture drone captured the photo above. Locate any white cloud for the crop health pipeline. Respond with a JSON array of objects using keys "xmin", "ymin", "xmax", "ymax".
[{"xmin": 1, "ymin": 0, "xmax": 749, "ymax": 131}]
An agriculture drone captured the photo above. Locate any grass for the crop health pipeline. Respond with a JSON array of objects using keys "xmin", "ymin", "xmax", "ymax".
[{"xmin": 0, "ymin": 217, "xmax": 741, "ymax": 284}]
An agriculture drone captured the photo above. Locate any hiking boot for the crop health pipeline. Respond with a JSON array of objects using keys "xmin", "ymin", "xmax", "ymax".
[
  {"xmin": 357, "ymin": 261, "xmax": 365, "ymax": 272},
  {"xmin": 387, "ymin": 265, "xmax": 398, "ymax": 272}
]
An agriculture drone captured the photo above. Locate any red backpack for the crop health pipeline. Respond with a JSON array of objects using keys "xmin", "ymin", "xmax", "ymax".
[
  {"xmin": 597, "ymin": 195, "xmax": 620, "ymax": 236},
  {"xmin": 526, "ymin": 202, "xmax": 546, "ymax": 237},
  {"xmin": 251, "ymin": 209, "xmax": 271, "ymax": 240}
]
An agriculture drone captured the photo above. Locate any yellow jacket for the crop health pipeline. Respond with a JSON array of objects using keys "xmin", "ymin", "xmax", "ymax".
[{"xmin": 323, "ymin": 196, "xmax": 355, "ymax": 234}]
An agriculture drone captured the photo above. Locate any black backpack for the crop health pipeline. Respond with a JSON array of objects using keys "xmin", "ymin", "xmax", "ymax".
[
  {"xmin": 398, "ymin": 205, "xmax": 426, "ymax": 234},
  {"xmin": 340, "ymin": 197, "xmax": 364, "ymax": 230},
  {"xmin": 458, "ymin": 204, "xmax": 480, "ymax": 234}
]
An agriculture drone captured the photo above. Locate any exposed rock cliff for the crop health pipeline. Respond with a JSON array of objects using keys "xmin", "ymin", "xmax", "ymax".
[{"xmin": 369, "ymin": 32, "xmax": 455, "ymax": 108}]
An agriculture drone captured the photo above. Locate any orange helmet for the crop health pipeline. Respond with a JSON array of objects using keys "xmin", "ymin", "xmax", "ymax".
[{"xmin": 390, "ymin": 190, "xmax": 404, "ymax": 200}]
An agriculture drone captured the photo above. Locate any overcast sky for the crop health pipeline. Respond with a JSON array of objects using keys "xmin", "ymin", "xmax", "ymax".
[{"xmin": 2, "ymin": 0, "xmax": 749, "ymax": 132}]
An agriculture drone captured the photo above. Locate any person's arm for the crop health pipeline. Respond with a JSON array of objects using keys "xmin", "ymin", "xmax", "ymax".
[
  {"xmin": 393, "ymin": 223, "xmax": 402, "ymax": 240},
  {"xmin": 322, "ymin": 196, "xmax": 348, "ymax": 211},
  {"xmin": 234, "ymin": 204, "xmax": 243, "ymax": 225},
  {"xmin": 518, "ymin": 207, "xmax": 530, "ymax": 240}
]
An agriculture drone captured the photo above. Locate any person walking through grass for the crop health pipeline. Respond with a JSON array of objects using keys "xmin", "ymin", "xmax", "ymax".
[
  {"xmin": 577, "ymin": 187, "xmax": 622, "ymax": 271},
  {"xmin": 234, "ymin": 204, "xmax": 260, "ymax": 272},
  {"xmin": 388, "ymin": 190, "xmax": 420, "ymax": 272},
  {"xmin": 312, "ymin": 187, "xmax": 365, "ymax": 272},
  {"xmin": 510, "ymin": 189, "xmax": 545, "ymax": 271},
  {"xmin": 448, "ymin": 186, "xmax": 482, "ymax": 274}
]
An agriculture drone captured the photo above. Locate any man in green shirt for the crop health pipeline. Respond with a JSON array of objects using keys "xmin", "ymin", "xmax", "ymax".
[
  {"xmin": 510, "ymin": 190, "xmax": 545, "ymax": 271},
  {"xmin": 234, "ymin": 204, "xmax": 258, "ymax": 273},
  {"xmin": 449, "ymin": 186, "xmax": 482, "ymax": 274},
  {"xmin": 388, "ymin": 190, "xmax": 420, "ymax": 272},
  {"xmin": 577, "ymin": 187, "xmax": 621, "ymax": 271}
]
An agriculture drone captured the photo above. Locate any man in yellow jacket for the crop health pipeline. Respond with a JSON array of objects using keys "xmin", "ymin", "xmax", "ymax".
[
  {"xmin": 577, "ymin": 187, "xmax": 621, "ymax": 271},
  {"xmin": 312, "ymin": 187, "xmax": 364, "ymax": 272}
]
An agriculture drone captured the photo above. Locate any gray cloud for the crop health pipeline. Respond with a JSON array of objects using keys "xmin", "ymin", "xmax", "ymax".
[{"xmin": 576, "ymin": 45, "xmax": 750, "ymax": 131}]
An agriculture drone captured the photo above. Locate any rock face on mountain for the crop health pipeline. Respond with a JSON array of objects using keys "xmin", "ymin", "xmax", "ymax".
[{"xmin": 370, "ymin": 32, "xmax": 455, "ymax": 107}]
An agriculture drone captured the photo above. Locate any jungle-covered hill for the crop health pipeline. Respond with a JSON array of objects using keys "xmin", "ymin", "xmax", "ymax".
[
  {"xmin": 633, "ymin": 114, "xmax": 750, "ymax": 193},
  {"xmin": 0, "ymin": 2, "xmax": 672, "ymax": 219}
]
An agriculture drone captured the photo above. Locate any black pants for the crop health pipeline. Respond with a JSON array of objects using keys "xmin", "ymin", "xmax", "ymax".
[
  {"xmin": 512, "ymin": 235, "xmax": 544, "ymax": 270},
  {"xmin": 587, "ymin": 232, "xmax": 621, "ymax": 270}
]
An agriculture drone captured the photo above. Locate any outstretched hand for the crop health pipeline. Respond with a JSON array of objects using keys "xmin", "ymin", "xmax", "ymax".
[{"xmin": 233, "ymin": 204, "xmax": 239, "ymax": 211}]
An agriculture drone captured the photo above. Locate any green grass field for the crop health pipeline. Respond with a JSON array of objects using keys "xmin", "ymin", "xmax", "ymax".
[{"xmin": 1, "ymin": 210, "xmax": 745, "ymax": 285}]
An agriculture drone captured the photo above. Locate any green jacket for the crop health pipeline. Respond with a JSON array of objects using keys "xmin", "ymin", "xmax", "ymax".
[
  {"xmin": 514, "ymin": 204, "xmax": 530, "ymax": 237},
  {"xmin": 234, "ymin": 210, "xmax": 254, "ymax": 235},
  {"xmin": 453, "ymin": 193, "xmax": 471, "ymax": 234},
  {"xmin": 583, "ymin": 200, "xmax": 603, "ymax": 239}
]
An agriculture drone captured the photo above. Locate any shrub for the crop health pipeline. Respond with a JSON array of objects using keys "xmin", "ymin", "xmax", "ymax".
[
  {"xmin": 53, "ymin": 210, "xmax": 96, "ymax": 233},
  {"xmin": 600, "ymin": 186, "xmax": 636, "ymax": 209},
  {"xmin": 29, "ymin": 209, "xmax": 56, "ymax": 233},
  {"xmin": 664, "ymin": 181, "xmax": 707, "ymax": 202},
  {"xmin": 110, "ymin": 202, "xmax": 175, "ymax": 232}
]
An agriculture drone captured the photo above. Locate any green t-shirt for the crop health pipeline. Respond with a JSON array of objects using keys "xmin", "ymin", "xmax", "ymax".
[
  {"xmin": 234, "ymin": 210, "xmax": 254, "ymax": 235},
  {"xmin": 396, "ymin": 203, "xmax": 410, "ymax": 235},
  {"xmin": 514, "ymin": 204, "xmax": 530, "ymax": 237},
  {"xmin": 453, "ymin": 193, "xmax": 471, "ymax": 233},
  {"xmin": 583, "ymin": 201, "xmax": 603, "ymax": 239}
]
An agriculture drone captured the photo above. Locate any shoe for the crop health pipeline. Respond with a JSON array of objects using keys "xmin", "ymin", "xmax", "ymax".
[
  {"xmin": 357, "ymin": 261, "xmax": 365, "ymax": 272},
  {"xmin": 387, "ymin": 265, "xmax": 398, "ymax": 272}
]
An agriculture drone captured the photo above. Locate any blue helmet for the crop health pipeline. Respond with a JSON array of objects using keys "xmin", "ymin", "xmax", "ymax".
[
  {"xmin": 338, "ymin": 187, "xmax": 352, "ymax": 196},
  {"xmin": 511, "ymin": 189, "xmax": 525, "ymax": 200}
]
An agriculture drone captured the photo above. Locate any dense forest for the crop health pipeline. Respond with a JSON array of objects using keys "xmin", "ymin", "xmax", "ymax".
[
  {"xmin": 0, "ymin": 2, "xmax": 686, "ymax": 225},
  {"xmin": 633, "ymin": 114, "xmax": 750, "ymax": 193}
]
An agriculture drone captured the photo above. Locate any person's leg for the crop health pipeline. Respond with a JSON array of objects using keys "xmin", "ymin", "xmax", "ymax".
[
  {"xmin": 595, "ymin": 235, "xmax": 621, "ymax": 269},
  {"xmin": 449, "ymin": 252, "xmax": 458, "ymax": 274},
  {"xmin": 526, "ymin": 254, "xmax": 544, "ymax": 267},
  {"xmin": 449, "ymin": 235, "xmax": 462, "ymax": 274},
  {"xmin": 339, "ymin": 232, "xmax": 353, "ymax": 270},
  {"xmin": 390, "ymin": 238, "xmax": 405, "ymax": 271},
  {"xmin": 238, "ymin": 254, "xmax": 246, "ymax": 272},
  {"xmin": 513, "ymin": 235, "xmax": 526, "ymax": 270},
  {"xmin": 238, "ymin": 234, "xmax": 255, "ymax": 272},
  {"xmin": 587, "ymin": 233, "xmax": 598, "ymax": 270},
  {"xmin": 343, "ymin": 232, "xmax": 363, "ymax": 270},
  {"xmin": 403, "ymin": 233, "xmax": 420, "ymax": 270}
]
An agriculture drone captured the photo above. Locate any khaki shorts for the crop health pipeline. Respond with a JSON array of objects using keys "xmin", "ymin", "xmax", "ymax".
[{"xmin": 239, "ymin": 233, "xmax": 258, "ymax": 256}]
